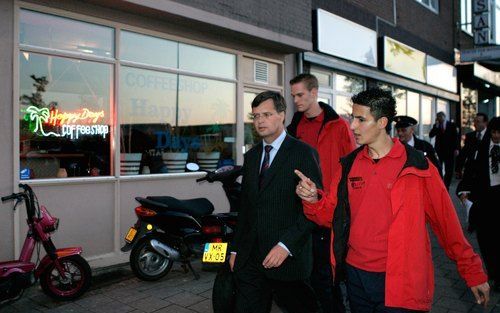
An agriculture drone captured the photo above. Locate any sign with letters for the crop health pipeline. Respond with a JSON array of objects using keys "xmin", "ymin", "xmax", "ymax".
[{"xmin": 473, "ymin": 0, "xmax": 492, "ymax": 45}]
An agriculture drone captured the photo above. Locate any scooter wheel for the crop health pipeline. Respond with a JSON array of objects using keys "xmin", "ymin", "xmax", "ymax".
[
  {"xmin": 130, "ymin": 237, "xmax": 173, "ymax": 281},
  {"xmin": 40, "ymin": 255, "xmax": 92, "ymax": 300}
]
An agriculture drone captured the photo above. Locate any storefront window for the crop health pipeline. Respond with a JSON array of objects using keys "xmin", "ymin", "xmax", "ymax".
[
  {"xmin": 120, "ymin": 31, "xmax": 177, "ymax": 68},
  {"xmin": 310, "ymin": 70, "xmax": 331, "ymax": 87},
  {"xmin": 394, "ymin": 88, "xmax": 407, "ymax": 116},
  {"xmin": 336, "ymin": 74, "xmax": 364, "ymax": 94},
  {"xmin": 407, "ymin": 91, "xmax": 420, "ymax": 135},
  {"xmin": 179, "ymin": 44, "xmax": 236, "ymax": 80},
  {"xmin": 244, "ymin": 91, "xmax": 259, "ymax": 152},
  {"xmin": 18, "ymin": 9, "xmax": 246, "ymax": 178},
  {"xmin": 19, "ymin": 53, "xmax": 112, "ymax": 179},
  {"xmin": 336, "ymin": 95, "xmax": 352, "ymax": 118},
  {"xmin": 421, "ymin": 95, "xmax": 433, "ymax": 141},
  {"xmin": 20, "ymin": 9, "xmax": 114, "ymax": 58}
]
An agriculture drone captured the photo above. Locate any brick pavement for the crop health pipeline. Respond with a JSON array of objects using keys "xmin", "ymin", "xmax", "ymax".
[{"xmin": 1, "ymin": 179, "xmax": 499, "ymax": 313}]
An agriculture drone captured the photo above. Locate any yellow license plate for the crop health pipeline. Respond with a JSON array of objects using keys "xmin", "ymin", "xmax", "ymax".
[
  {"xmin": 202, "ymin": 243, "xmax": 228, "ymax": 263},
  {"xmin": 125, "ymin": 227, "xmax": 137, "ymax": 243}
]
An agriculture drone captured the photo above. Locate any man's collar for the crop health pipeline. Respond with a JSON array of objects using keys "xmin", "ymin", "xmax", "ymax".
[{"xmin": 263, "ymin": 130, "xmax": 287, "ymax": 150}]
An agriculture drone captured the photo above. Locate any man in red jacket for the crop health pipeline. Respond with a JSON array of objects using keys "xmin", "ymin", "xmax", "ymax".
[
  {"xmin": 288, "ymin": 73, "xmax": 355, "ymax": 313},
  {"xmin": 294, "ymin": 88, "xmax": 490, "ymax": 312}
]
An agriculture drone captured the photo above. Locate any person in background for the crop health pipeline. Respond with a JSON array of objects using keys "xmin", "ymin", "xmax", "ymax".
[
  {"xmin": 229, "ymin": 91, "xmax": 322, "ymax": 313},
  {"xmin": 295, "ymin": 88, "xmax": 490, "ymax": 312},
  {"xmin": 288, "ymin": 73, "xmax": 355, "ymax": 313},
  {"xmin": 457, "ymin": 116, "xmax": 500, "ymax": 292},
  {"xmin": 455, "ymin": 113, "xmax": 489, "ymax": 179},
  {"xmin": 394, "ymin": 115, "xmax": 441, "ymax": 175},
  {"xmin": 429, "ymin": 111, "xmax": 460, "ymax": 189}
]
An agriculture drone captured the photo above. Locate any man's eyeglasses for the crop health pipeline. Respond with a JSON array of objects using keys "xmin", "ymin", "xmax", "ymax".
[{"xmin": 251, "ymin": 112, "xmax": 276, "ymax": 120}]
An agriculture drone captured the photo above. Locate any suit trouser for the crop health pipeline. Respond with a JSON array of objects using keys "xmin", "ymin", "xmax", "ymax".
[
  {"xmin": 475, "ymin": 184, "xmax": 500, "ymax": 284},
  {"xmin": 311, "ymin": 230, "xmax": 346, "ymax": 313},
  {"xmin": 438, "ymin": 154, "xmax": 454, "ymax": 189},
  {"xmin": 346, "ymin": 264, "xmax": 426, "ymax": 313},
  {"xmin": 234, "ymin": 247, "xmax": 321, "ymax": 313}
]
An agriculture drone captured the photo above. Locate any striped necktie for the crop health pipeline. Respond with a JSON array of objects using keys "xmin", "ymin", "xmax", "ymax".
[{"xmin": 259, "ymin": 145, "xmax": 273, "ymax": 188}]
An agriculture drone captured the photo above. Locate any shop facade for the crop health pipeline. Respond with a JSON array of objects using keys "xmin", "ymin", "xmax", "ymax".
[
  {"xmin": 0, "ymin": 0, "xmax": 310, "ymax": 266},
  {"xmin": 303, "ymin": 8, "xmax": 460, "ymax": 143}
]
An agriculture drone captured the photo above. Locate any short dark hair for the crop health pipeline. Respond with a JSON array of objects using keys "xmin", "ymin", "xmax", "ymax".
[
  {"xmin": 289, "ymin": 73, "xmax": 319, "ymax": 91},
  {"xmin": 351, "ymin": 88, "xmax": 397, "ymax": 133},
  {"xmin": 251, "ymin": 90, "xmax": 286, "ymax": 113},
  {"xmin": 476, "ymin": 112, "xmax": 489, "ymax": 122},
  {"xmin": 488, "ymin": 116, "xmax": 500, "ymax": 132}
]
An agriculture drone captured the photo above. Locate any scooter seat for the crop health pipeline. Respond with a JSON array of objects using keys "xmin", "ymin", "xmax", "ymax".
[{"xmin": 145, "ymin": 196, "xmax": 214, "ymax": 217}]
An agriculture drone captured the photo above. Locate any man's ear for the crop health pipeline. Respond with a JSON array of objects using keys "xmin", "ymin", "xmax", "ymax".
[
  {"xmin": 311, "ymin": 87, "xmax": 318, "ymax": 98},
  {"xmin": 378, "ymin": 116, "xmax": 389, "ymax": 129}
]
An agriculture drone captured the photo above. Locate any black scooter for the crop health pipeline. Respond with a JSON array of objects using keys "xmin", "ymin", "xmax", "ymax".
[{"xmin": 121, "ymin": 164, "xmax": 241, "ymax": 281}]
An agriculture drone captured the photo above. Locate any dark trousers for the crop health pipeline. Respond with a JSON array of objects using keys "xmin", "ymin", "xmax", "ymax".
[
  {"xmin": 311, "ymin": 231, "xmax": 346, "ymax": 313},
  {"xmin": 234, "ymin": 248, "xmax": 321, "ymax": 313},
  {"xmin": 438, "ymin": 154, "xmax": 454, "ymax": 189},
  {"xmin": 474, "ymin": 185, "xmax": 500, "ymax": 285},
  {"xmin": 346, "ymin": 264, "xmax": 425, "ymax": 313}
]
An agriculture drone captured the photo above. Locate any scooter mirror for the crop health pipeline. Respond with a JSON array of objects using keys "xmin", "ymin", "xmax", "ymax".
[{"xmin": 186, "ymin": 163, "xmax": 200, "ymax": 172}]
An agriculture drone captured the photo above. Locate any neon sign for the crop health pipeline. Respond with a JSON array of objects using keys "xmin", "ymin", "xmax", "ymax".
[{"xmin": 25, "ymin": 105, "xmax": 109, "ymax": 139}]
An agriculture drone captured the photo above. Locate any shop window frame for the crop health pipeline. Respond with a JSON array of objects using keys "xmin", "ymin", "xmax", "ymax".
[{"xmin": 14, "ymin": 2, "xmax": 284, "ymax": 182}]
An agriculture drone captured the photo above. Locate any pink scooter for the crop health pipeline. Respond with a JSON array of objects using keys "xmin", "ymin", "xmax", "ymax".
[{"xmin": 0, "ymin": 184, "xmax": 91, "ymax": 306}]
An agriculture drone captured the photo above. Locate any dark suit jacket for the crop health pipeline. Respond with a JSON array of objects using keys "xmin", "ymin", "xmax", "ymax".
[
  {"xmin": 456, "ymin": 133, "xmax": 497, "ymax": 229},
  {"xmin": 429, "ymin": 121, "xmax": 459, "ymax": 160},
  {"xmin": 232, "ymin": 135, "xmax": 322, "ymax": 281},
  {"xmin": 456, "ymin": 130, "xmax": 482, "ymax": 173},
  {"xmin": 413, "ymin": 136, "xmax": 442, "ymax": 175}
]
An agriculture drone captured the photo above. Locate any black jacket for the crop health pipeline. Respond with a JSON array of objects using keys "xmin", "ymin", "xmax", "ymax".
[{"xmin": 232, "ymin": 135, "xmax": 322, "ymax": 281}]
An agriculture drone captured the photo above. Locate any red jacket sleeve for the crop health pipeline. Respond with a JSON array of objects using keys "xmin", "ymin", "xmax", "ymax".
[
  {"xmin": 303, "ymin": 163, "xmax": 343, "ymax": 228},
  {"xmin": 423, "ymin": 162, "xmax": 488, "ymax": 287}
]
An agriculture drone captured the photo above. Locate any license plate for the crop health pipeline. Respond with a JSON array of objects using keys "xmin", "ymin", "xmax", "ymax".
[
  {"xmin": 125, "ymin": 227, "xmax": 137, "ymax": 243},
  {"xmin": 202, "ymin": 243, "xmax": 227, "ymax": 263}
]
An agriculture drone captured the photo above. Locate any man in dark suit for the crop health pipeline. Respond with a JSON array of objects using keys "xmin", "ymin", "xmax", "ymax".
[
  {"xmin": 455, "ymin": 113, "xmax": 489, "ymax": 179},
  {"xmin": 394, "ymin": 115, "xmax": 442, "ymax": 175},
  {"xmin": 229, "ymin": 91, "xmax": 322, "ymax": 313},
  {"xmin": 457, "ymin": 116, "xmax": 500, "ymax": 291},
  {"xmin": 429, "ymin": 111, "xmax": 460, "ymax": 189}
]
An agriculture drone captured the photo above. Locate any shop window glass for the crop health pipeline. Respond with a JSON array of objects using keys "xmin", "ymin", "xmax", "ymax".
[
  {"xmin": 244, "ymin": 91, "xmax": 259, "ymax": 152},
  {"xmin": 421, "ymin": 95, "xmax": 433, "ymax": 142},
  {"xmin": 394, "ymin": 88, "xmax": 407, "ymax": 116},
  {"xmin": 120, "ymin": 31, "xmax": 178, "ymax": 68},
  {"xmin": 336, "ymin": 74, "xmax": 364, "ymax": 94},
  {"xmin": 19, "ymin": 53, "xmax": 112, "ymax": 179},
  {"xmin": 336, "ymin": 95, "xmax": 352, "ymax": 119},
  {"xmin": 437, "ymin": 99, "xmax": 449, "ymax": 117},
  {"xmin": 19, "ymin": 9, "xmax": 114, "ymax": 58},
  {"xmin": 119, "ymin": 68, "xmax": 236, "ymax": 175},
  {"xmin": 310, "ymin": 70, "xmax": 331, "ymax": 87},
  {"xmin": 407, "ymin": 91, "xmax": 420, "ymax": 135},
  {"xmin": 179, "ymin": 44, "xmax": 236, "ymax": 80}
]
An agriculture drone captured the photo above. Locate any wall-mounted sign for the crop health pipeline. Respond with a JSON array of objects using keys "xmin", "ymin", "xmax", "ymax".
[
  {"xmin": 383, "ymin": 37, "xmax": 426, "ymax": 83},
  {"xmin": 426, "ymin": 56, "xmax": 457, "ymax": 93},
  {"xmin": 474, "ymin": 62, "xmax": 500, "ymax": 86},
  {"xmin": 24, "ymin": 106, "xmax": 109, "ymax": 139},
  {"xmin": 315, "ymin": 9, "xmax": 377, "ymax": 67},
  {"xmin": 473, "ymin": 0, "xmax": 492, "ymax": 45}
]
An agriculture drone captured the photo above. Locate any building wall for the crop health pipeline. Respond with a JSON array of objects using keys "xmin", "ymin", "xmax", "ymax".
[
  {"xmin": 168, "ymin": 0, "xmax": 312, "ymax": 42},
  {"xmin": 313, "ymin": 0, "xmax": 458, "ymax": 63},
  {"xmin": 0, "ymin": 0, "xmax": 14, "ymax": 260}
]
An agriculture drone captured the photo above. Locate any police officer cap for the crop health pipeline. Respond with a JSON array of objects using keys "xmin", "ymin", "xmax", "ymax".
[{"xmin": 394, "ymin": 115, "xmax": 418, "ymax": 128}]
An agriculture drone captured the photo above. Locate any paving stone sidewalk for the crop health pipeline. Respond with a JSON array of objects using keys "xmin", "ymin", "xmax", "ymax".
[{"xmin": 1, "ymin": 179, "xmax": 499, "ymax": 313}]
